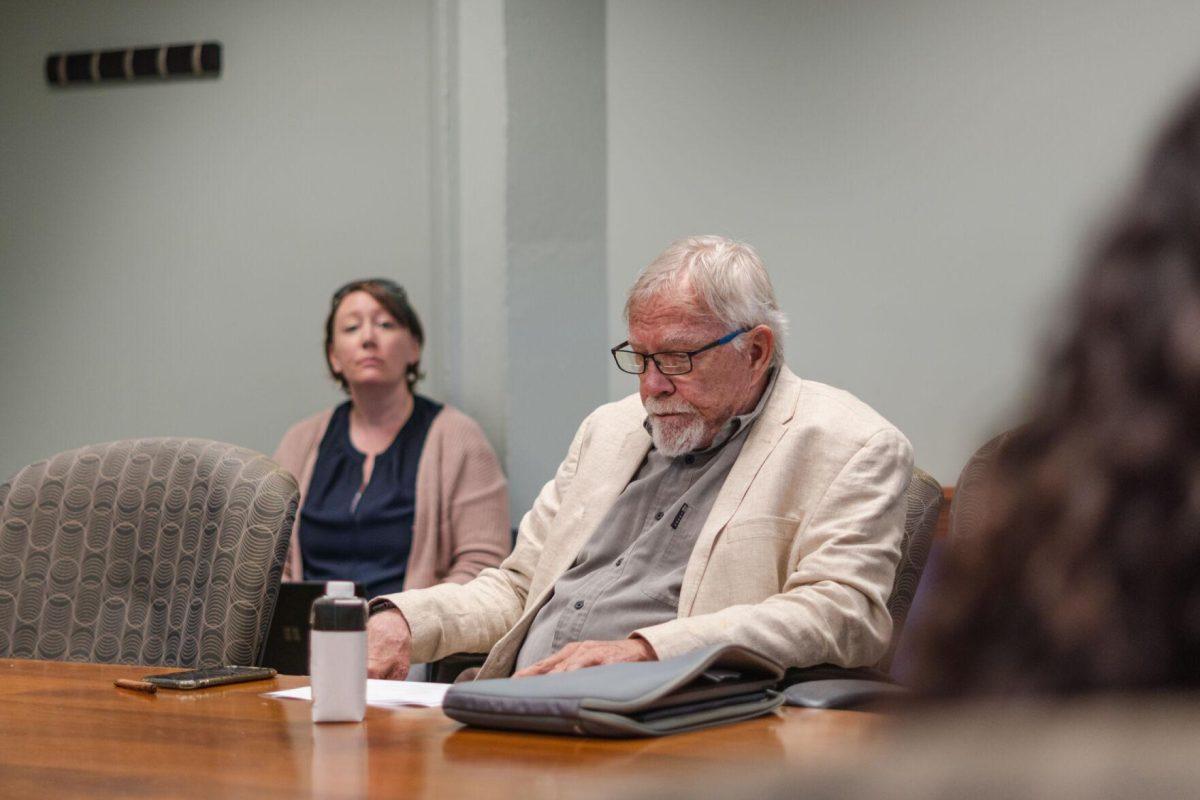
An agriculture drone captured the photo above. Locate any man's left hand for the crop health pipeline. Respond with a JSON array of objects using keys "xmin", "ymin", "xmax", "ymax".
[{"xmin": 512, "ymin": 638, "xmax": 657, "ymax": 677}]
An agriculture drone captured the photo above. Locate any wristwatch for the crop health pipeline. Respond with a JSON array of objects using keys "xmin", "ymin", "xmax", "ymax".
[{"xmin": 368, "ymin": 598, "xmax": 398, "ymax": 617}]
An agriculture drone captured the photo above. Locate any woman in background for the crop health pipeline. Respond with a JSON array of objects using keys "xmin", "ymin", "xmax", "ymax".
[
  {"xmin": 910, "ymin": 81, "xmax": 1200, "ymax": 696},
  {"xmin": 274, "ymin": 278, "xmax": 510, "ymax": 599}
]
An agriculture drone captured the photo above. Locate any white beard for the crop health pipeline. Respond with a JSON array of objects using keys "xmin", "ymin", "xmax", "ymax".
[{"xmin": 644, "ymin": 398, "xmax": 710, "ymax": 456}]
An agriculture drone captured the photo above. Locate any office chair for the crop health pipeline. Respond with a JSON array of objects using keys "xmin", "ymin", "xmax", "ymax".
[
  {"xmin": 947, "ymin": 429, "xmax": 1020, "ymax": 543},
  {"xmin": 781, "ymin": 466, "xmax": 944, "ymax": 708},
  {"xmin": 878, "ymin": 466, "xmax": 943, "ymax": 673},
  {"xmin": 0, "ymin": 438, "xmax": 298, "ymax": 668}
]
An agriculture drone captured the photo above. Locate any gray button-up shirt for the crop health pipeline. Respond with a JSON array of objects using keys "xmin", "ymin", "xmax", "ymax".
[{"xmin": 514, "ymin": 370, "xmax": 779, "ymax": 670}]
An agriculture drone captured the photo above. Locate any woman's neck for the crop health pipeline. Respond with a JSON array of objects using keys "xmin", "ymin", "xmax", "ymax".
[{"xmin": 347, "ymin": 383, "xmax": 414, "ymax": 441}]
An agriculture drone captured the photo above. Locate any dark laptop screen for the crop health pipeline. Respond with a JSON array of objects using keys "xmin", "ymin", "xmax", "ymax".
[{"xmin": 260, "ymin": 581, "xmax": 365, "ymax": 675}]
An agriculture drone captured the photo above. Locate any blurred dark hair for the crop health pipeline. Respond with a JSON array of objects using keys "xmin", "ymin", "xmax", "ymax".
[
  {"xmin": 910, "ymin": 83, "xmax": 1200, "ymax": 697},
  {"xmin": 324, "ymin": 278, "xmax": 424, "ymax": 392}
]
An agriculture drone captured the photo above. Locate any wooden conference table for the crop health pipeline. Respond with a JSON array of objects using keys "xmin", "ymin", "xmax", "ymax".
[{"xmin": 0, "ymin": 658, "xmax": 883, "ymax": 799}]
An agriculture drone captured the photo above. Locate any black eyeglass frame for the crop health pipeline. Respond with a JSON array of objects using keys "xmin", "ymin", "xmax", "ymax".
[{"xmin": 610, "ymin": 327, "xmax": 751, "ymax": 375}]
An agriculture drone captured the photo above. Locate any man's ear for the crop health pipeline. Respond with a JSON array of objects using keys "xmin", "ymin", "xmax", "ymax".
[{"xmin": 747, "ymin": 325, "xmax": 774, "ymax": 375}]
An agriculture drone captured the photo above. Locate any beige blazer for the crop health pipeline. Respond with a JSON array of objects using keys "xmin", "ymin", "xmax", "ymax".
[
  {"xmin": 273, "ymin": 404, "xmax": 511, "ymax": 591},
  {"xmin": 385, "ymin": 366, "xmax": 913, "ymax": 678}
]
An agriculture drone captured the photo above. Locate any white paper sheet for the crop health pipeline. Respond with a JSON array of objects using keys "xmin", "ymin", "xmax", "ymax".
[{"xmin": 266, "ymin": 679, "xmax": 451, "ymax": 708}]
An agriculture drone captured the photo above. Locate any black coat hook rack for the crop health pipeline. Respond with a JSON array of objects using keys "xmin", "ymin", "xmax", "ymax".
[{"xmin": 46, "ymin": 42, "xmax": 221, "ymax": 86}]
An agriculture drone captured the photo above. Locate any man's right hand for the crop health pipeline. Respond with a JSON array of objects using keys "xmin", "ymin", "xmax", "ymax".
[{"xmin": 367, "ymin": 607, "xmax": 413, "ymax": 680}]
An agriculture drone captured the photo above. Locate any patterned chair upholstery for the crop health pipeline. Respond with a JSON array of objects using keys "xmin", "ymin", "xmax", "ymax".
[
  {"xmin": 947, "ymin": 429, "xmax": 1020, "ymax": 542},
  {"xmin": 877, "ymin": 466, "xmax": 943, "ymax": 673},
  {"xmin": 0, "ymin": 438, "xmax": 298, "ymax": 667}
]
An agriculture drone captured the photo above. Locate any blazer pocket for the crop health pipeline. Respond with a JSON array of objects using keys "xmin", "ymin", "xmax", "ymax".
[
  {"xmin": 722, "ymin": 515, "xmax": 802, "ymax": 543},
  {"xmin": 712, "ymin": 516, "xmax": 803, "ymax": 598}
]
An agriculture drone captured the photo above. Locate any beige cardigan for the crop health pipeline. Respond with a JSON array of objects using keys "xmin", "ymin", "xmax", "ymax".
[
  {"xmin": 386, "ymin": 366, "xmax": 913, "ymax": 679},
  {"xmin": 272, "ymin": 404, "xmax": 511, "ymax": 591}
]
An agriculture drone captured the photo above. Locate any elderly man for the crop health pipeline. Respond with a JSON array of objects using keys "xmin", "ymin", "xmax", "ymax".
[{"xmin": 368, "ymin": 235, "xmax": 913, "ymax": 680}]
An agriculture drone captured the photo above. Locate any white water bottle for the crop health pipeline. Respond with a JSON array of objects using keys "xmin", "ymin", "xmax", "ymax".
[{"xmin": 309, "ymin": 581, "xmax": 368, "ymax": 723}]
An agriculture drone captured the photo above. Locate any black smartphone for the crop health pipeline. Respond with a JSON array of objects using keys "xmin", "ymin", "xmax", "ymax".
[{"xmin": 143, "ymin": 665, "xmax": 277, "ymax": 690}]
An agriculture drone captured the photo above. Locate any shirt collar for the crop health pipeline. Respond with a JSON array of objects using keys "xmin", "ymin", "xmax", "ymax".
[{"xmin": 642, "ymin": 367, "xmax": 779, "ymax": 456}]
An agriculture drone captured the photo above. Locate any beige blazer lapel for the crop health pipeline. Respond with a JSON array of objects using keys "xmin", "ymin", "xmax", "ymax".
[
  {"xmin": 677, "ymin": 368, "xmax": 802, "ymax": 614},
  {"xmin": 528, "ymin": 427, "xmax": 651, "ymax": 595}
]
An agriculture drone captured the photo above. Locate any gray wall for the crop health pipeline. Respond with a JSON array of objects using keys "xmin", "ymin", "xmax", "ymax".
[
  {"xmin": 0, "ymin": 1, "xmax": 436, "ymax": 480},
  {"xmin": 0, "ymin": 0, "xmax": 606, "ymax": 524},
  {"xmin": 429, "ymin": 0, "xmax": 608, "ymax": 520},
  {"xmin": 504, "ymin": 0, "xmax": 608, "ymax": 518},
  {"xmin": 7, "ymin": 1, "xmax": 1200, "ymax": 499},
  {"xmin": 607, "ymin": 0, "xmax": 1200, "ymax": 484}
]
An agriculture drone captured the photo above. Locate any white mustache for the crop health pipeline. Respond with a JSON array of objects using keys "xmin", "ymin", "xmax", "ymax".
[{"xmin": 644, "ymin": 397, "xmax": 696, "ymax": 415}]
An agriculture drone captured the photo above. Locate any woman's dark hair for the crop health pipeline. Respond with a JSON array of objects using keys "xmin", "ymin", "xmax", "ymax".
[
  {"xmin": 324, "ymin": 278, "xmax": 425, "ymax": 392},
  {"xmin": 910, "ymin": 83, "xmax": 1200, "ymax": 697}
]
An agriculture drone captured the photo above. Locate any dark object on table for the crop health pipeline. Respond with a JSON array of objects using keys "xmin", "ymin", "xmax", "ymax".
[
  {"xmin": 262, "ymin": 581, "xmax": 365, "ymax": 675},
  {"xmin": 143, "ymin": 665, "xmax": 277, "ymax": 690}
]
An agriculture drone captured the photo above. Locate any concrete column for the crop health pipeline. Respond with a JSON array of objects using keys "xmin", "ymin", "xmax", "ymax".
[
  {"xmin": 504, "ymin": 0, "xmax": 608, "ymax": 519},
  {"xmin": 432, "ymin": 0, "xmax": 607, "ymax": 522}
]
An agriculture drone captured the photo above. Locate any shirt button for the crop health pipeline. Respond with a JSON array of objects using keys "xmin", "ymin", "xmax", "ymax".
[
  {"xmin": 654, "ymin": 511, "xmax": 664, "ymax": 521},
  {"xmin": 574, "ymin": 600, "xmax": 584, "ymax": 610},
  {"xmin": 615, "ymin": 558, "xmax": 623, "ymax": 567}
]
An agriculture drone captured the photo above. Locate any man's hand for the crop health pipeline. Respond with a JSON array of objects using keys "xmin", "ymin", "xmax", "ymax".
[
  {"xmin": 512, "ymin": 638, "xmax": 657, "ymax": 677},
  {"xmin": 367, "ymin": 607, "xmax": 413, "ymax": 680}
]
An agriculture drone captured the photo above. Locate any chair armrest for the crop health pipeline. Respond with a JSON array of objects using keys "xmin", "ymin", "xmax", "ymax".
[{"xmin": 428, "ymin": 652, "xmax": 488, "ymax": 684}]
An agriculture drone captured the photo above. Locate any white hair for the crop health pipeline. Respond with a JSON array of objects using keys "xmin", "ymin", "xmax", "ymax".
[{"xmin": 625, "ymin": 235, "xmax": 789, "ymax": 366}]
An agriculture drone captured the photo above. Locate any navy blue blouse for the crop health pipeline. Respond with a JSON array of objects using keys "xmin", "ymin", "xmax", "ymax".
[{"xmin": 298, "ymin": 396, "xmax": 442, "ymax": 598}]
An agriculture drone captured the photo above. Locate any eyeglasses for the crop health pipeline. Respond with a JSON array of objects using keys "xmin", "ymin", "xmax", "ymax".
[{"xmin": 610, "ymin": 328, "xmax": 750, "ymax": 375}]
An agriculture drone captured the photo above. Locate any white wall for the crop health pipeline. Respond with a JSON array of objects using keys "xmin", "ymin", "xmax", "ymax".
[
  {"xmin": 0, "ymin": 1, "xmax": 436, "ymax": 480},
  {"xmin": 607, "ymin": 0, "xmax": 1200, "ymax": 484},
  {"xmin": 504, "ymin": 0, "xmax": 608, "ymax": 519},
  {"xmin": 0, "ymin": 0, "xmax": 608, "ymax": 525},
  {"xmin": 427, "ymin": 0, "xmax": 608, "ymax": 522},
  {"xmin": 451, "ymin": 0, "xmax": 509, "ymax": 457},
  {"xmin": 10, "ymin": 1, "xmax": 1200, "ymax": 498}
]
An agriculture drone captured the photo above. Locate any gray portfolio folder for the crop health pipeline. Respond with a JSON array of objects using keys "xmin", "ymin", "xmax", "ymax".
[{"xmin": 441, "ymin": 644, "xmax": 785, "ymax": 738}]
